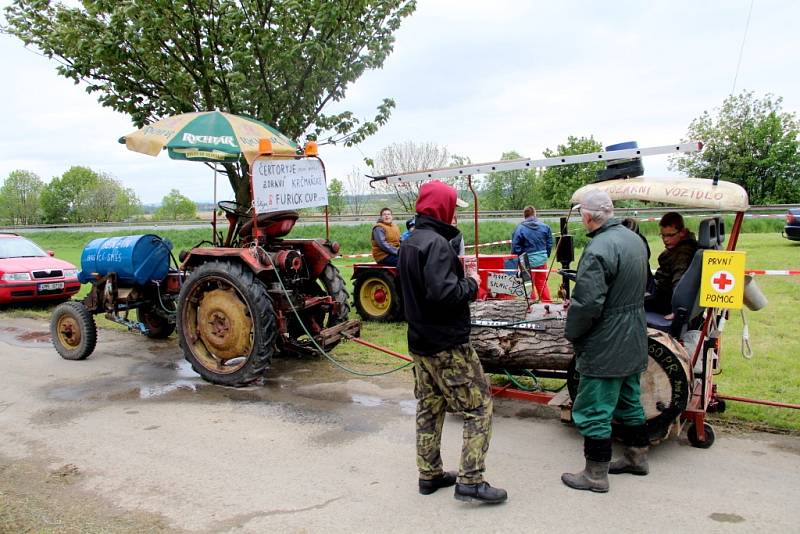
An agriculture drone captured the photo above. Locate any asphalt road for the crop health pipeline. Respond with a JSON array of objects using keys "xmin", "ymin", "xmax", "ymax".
[{"xmin": 1, "ymin": 315, "xmax": 798, "ymax": 533}]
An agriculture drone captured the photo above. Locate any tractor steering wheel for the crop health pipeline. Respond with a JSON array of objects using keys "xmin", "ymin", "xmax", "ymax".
[{"xmin": 218, "ymin": 200, "xmax": 251, "ymax": 218}]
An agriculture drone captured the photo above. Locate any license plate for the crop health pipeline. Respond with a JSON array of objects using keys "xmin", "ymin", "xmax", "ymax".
[{"xmin": 38, "ymin": 282, "xmax": 64, "ymax": 291}]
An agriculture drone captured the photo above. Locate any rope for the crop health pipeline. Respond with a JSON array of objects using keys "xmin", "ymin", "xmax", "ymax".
[
  {"xmin": 255, "ymin": 245, "xmax": 412, "ymax": 377},
  {"xmin": 740, "ymin": 309, "xmax": 753, "ymax": 359}
]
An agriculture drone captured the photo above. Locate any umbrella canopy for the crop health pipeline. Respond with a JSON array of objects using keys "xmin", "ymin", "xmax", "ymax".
[{"xmin": 119, "ymin": 111, "xmax": 298, "ymax": 163}]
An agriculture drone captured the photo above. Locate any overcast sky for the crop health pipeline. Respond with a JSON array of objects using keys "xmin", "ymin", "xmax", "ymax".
[{"xmin": 1, "ymin": 0, "xmax": 797, "ymax": 204}]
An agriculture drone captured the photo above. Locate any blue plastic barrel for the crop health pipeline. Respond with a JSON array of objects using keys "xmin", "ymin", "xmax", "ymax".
[{"xmin": 78, "ymin": 234, "xmax": 172, "ymax": 285}]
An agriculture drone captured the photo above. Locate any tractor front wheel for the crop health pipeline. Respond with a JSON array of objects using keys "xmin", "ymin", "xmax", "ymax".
[
  {"xmin": 353, "ymin": 270, "xmax": 403, "ymax": 322},
  {"xmin": 177, "ymin": 261, "xmax": 276, "ymax": 387},
  {"xmin": 50, "ymin": 301, "xmax": 97, "ymax": 361}
]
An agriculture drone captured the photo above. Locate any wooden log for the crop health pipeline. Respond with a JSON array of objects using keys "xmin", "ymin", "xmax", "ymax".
[{"xmin": 470, "ymin": 300, "xmax": 573, "ymax": 372}]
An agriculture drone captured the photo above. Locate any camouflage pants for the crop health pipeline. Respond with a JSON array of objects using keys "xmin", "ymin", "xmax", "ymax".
[{"xmin": 412, "ymin": 343, "xmax": 493, "ymax": 485}]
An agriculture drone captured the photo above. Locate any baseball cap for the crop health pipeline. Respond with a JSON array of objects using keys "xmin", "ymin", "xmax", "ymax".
[
  {"xmin": 455, "ymin": 197, "xmax": 469, "ymax": 208},
  {"xmin": 574, "ymin": 189, "xmax": 613, "ymax": 212}
]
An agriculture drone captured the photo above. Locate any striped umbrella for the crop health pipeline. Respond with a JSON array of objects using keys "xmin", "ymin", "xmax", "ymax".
[{"xmin": 119, "ymin": 111, "xmax": 298, "ymax": 163}]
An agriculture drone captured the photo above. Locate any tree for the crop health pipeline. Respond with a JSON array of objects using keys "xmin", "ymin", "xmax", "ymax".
[
  {"xmin": 115, "ymin": 187, "xmax": 143, "ymax": 221},
  {"xmin": 373, "ymin": 141, "xmax": 461, "ymax": 211},
  {"xmin": 327, "ymin": 178, "xmax": 345, "ymax": 216},
  {"xmin": 344, "ymin": 167, "xmax": 371, "ymax": 216},
  {"xmin": 670, "ymin": 92, "xmax": 800, "ymax": 204},
  {"xmin": 535, "ymin": 136, "xmax": 604, "ymax": 209},
  {"xmin": 480, "ymin": 151, "xmax": 537, "ymax": 210},
  {"xmin": 40, "ymin": 166, "xmax": 100, "ymax": 223},
  {"xmin": 0, "ymin": 170, "xmax": 43, "ymax": 224},
  {"xmin": 155, "ymin": 189, "xmax": 197, "ymax": 220},
  {"xmin": 4, "ymin": 0, "xmax": 417, "ymax": 206}
]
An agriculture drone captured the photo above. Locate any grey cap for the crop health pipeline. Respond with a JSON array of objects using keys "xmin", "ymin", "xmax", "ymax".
[{"xmin": 576, "ymin": 189, "xmax": 614, "ymax": 212}]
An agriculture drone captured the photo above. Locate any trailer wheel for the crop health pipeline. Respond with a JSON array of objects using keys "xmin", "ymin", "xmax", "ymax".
[
  {"xmin": 50, "ymin": 301, "xmax": 97, "ymax": 361},
  {"xmin": 353, "ymin": 270, "xmax": 402, "ymax": 322},
  {"xmin": 138, "ymin": 305, "xmax": 176, "ymax": 339},
  {"xmin": 687, "ymin": 422, "xmax": 715, "ymax": 449},
  {"xmin": 177, "ymin": 261, "xmax": 276, "ymax": 387}
]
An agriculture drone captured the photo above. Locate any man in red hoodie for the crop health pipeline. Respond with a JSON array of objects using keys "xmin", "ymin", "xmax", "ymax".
[{"xmin": 398, "ymin": 180, "xmax": 507, "ymax": 505}]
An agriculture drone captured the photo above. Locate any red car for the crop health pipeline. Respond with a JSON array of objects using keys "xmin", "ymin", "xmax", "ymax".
[{"xmin": 0, "ymin": 233, "xmax": 80, "ymax": 305}]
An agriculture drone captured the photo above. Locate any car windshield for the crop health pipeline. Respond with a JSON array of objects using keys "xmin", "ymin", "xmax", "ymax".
[{"xmin": 0, "ymin": 237, "xmax": 48, "ymax": 259}]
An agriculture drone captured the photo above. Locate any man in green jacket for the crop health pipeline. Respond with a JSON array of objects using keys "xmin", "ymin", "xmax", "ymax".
[{"xmin": 561, "ymin": 189, "xmax": 650, "ymax": 493}]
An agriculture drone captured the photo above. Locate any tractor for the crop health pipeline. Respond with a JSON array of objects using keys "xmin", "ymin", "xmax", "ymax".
[{"xmin": 50, "ymin": 153, "xmax": 360, "ymax": 387}]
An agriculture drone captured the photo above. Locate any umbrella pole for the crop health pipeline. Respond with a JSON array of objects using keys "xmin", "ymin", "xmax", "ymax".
[{"xmin": 212, "ymin": 165, "xmax": 218, "ymax": 246}]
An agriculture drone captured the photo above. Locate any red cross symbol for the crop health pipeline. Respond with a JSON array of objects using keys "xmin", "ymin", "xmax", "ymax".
[
  {"xmin": 713, "ymin": 273, "xmax": 733, "ymax": 290},
  {"xmin": 710, "ymin": 270, "xmax": 736, "ymax": 293}
]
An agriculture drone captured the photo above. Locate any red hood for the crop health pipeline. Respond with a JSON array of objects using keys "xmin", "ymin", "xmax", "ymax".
[
  {"xmin": 0, "ymin": 256, "xmax": 76, "ymax": 274},
  {"xmin": 416, "ymin": 180, "xmax": 457, "ymax": 224}
]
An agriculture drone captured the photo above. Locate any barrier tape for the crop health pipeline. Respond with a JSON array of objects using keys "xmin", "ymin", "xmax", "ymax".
[{"xmin": 745, "ymin": 270, "xmax": 800, "ymax": 276}]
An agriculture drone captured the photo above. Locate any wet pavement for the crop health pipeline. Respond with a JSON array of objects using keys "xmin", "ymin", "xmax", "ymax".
[{"xmin": 1, "ymin": 314, "xmax": 799, "ymax": 533}]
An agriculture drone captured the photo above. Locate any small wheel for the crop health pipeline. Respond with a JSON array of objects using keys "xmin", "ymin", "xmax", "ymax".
[
  {"xmin": 50, "ymin": 301, "xmax": 97, "ymax": 361},
  {"xmin": 353, "ymin": 270, "xmax": 402, "ymax": 322},
  {"xmin": 138, "ymin": 305, "xmax": 176, "ymax": 339},
  {"xmin": 687, "ymin": 422, "xmax": 716, "ymax": 449}
]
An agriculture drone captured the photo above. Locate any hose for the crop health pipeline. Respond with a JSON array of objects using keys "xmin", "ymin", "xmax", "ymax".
[{"xmin": 255, "ymin": 245, "xmax": 413, "ymax": 377}]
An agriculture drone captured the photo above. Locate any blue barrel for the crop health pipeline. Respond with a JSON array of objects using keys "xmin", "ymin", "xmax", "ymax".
[{"xmin": 78, "ymin": 235, "xmax": 172, "ymax": 285}]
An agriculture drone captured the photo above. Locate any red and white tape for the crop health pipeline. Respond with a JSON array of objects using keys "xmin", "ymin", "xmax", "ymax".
[{"xmin": 745, "ymin": 270, "xmax": 800, "ymax": 276}]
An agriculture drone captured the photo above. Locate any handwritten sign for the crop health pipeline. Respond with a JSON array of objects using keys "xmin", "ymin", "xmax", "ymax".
[
  {"xmin": 252, "ymin": 157, "xmax": 328, "ymax": 213},
  {"xmin": 486, "ymin": 272, "xmax": 526, "ymax": 297}
]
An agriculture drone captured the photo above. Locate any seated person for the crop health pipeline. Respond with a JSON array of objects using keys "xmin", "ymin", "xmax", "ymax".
[
  {"xmin": 371, "ymin": 207, "xmax": 401, "ymax": 266},
  {"xmin": 400, "ymin": 217, "xmax": 415, "ymax": 241},
  {"xmin": 645, "ymin": 212, "xmax": 699, "ymax": 316}
]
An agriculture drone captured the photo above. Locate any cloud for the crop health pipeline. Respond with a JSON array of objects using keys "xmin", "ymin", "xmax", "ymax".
[{"xmin": 1, "ymin": 0, "xmax": 798, "ymax": 202}]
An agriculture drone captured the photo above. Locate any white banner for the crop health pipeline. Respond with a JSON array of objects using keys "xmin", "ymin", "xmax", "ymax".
[{"xmin": 252, "ymin": 157, "xmax": 328, "ymax": 213}]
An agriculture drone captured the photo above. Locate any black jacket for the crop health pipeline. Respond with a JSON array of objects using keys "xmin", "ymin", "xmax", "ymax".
[{"xmin": 398, "ymin": 214, "xmax": 478, "ymax": 355}]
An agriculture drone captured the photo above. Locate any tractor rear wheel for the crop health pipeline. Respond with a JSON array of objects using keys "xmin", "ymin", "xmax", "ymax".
[
  {"xmin": 354, "ymin": 270, "xmax": 402, "ymax": 322},
  {"xmin": 287, "ymin": 263, "xmax": 351, "ymax": 350},
  {"xmin": 138, "ymin": 305, "xmax": 176, "ymax": 339},
  {"xmin": 177, "ymin": 261, "xmax": 276, "ymax": 387},
  {"xmin": 50, "ymin": 301, "xmax": 97, "ymax": 361}
]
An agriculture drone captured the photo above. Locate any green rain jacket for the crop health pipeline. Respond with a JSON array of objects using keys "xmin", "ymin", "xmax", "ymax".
[{"xmin": 565, "ymin": 218, "xmax": 649, "ymax": 377}]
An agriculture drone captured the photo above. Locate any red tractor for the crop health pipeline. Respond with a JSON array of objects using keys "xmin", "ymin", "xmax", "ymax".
[{"xmin": 51, "ymin": 156, "xmax": 360, "ymax": 387}]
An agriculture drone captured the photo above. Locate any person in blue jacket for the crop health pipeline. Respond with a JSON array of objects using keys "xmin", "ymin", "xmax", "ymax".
[{"xmin": 511, "ymin": 206, "xmax": 553, "ymax": 301}]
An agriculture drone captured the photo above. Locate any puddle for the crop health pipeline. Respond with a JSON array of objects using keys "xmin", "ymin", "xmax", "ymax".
[
  {"xmin": 351, "ymin": 394, "xmax": 384, "ymax": 407},
  {"xmin": 0, "ymin": 326, "xmax": 52, "ymax": 348}
]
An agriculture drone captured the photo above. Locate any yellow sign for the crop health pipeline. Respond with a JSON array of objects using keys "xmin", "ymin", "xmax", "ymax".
[{"xmin": 699, "ymin": 250, "xmax": 746, "ymax": 309}]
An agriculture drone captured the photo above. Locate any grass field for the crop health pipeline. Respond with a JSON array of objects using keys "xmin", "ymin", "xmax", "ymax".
[{"xmin": 6, "ymin": 222, "xmax": 800, "ymax": 432}]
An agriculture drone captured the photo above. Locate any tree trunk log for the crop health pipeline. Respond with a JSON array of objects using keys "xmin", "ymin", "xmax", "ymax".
[{"xmin": 470, "ymin": 300, "xmax": 573, "ymax": 372}]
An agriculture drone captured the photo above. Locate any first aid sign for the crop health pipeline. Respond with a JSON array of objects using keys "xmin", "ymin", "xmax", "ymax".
[{"xmin": 699, "ymin": 250, "xmax": 746, "ymax": 309}]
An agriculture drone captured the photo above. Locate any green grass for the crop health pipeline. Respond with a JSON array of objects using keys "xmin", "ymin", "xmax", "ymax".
[{"xmin": 6, "ymin": 224, "xmax": 800, "ymax": 432}]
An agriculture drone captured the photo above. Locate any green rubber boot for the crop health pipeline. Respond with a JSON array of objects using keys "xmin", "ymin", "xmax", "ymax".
[
  {"xmin": 561, "ymin": 459, "xmax": 610, "ymax": 493},
  {"xmin": 609, "ymin": 446, "xmax": 649, "ymax": 476}
]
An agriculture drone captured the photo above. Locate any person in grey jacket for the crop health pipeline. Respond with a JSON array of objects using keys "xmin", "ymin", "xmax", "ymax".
[{"xmin": 561, "ymin": 189, "xmax": 650, "ymax": 493}]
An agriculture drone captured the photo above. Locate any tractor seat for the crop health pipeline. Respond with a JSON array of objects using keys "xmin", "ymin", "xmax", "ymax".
[
  {"xmin": 239, "ymin": 210, "xmax": 299, "ymax": 239},
  {"xmin": 646, "ymin": 217, "xmax": 724, "ymax": 337}
]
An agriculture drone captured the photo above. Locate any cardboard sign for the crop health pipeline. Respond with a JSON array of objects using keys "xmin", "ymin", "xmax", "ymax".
[
  {"xmin": 487, "ymin": 272, "xmax": 526, "ymax": 297},
  {"xmin": 700, "ymin": 250, "xmax": 746, "ymax": 309},
  {"xmin": 252, "ymin": 157, "xmax": 328, "ymax": 213}
]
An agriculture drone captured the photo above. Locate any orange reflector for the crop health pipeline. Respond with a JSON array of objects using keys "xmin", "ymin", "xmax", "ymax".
[
  {"xmin": 304, "ymin": 141, "xmax": 319, "ymax": 156},
  {"xmin": 259, "ymin": 138, "xmax": 273, "ymax": 155}
]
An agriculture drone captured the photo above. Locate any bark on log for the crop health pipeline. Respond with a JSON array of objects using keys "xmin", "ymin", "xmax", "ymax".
[{"xmin": 470, "ymin": 300, "xmax": 574, "ymax": 372}]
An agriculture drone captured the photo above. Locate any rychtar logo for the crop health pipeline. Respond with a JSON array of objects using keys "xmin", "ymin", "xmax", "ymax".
[{"xmin": 182, "ymin": 133, "xmax": 238, "ymax": 147}]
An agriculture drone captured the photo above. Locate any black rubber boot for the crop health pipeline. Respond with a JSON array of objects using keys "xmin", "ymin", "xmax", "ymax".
[
  {"xmin": 610, "ymin": 424, "xmax": 650, "ymax": 476},
  {"xmin": 454, "ymin": 481, "xmax": 508, "ymax": 504},
  {"xmin": 561, "ymin": 437, "xmax": 612, "ymax": 493},
  {"xmin": 609, "ymin": 447, "xmax": 649, "ymax": 476},
  {"xmin": 419, "ymin": 471, "xmax": 457, "ymax": 495}
]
